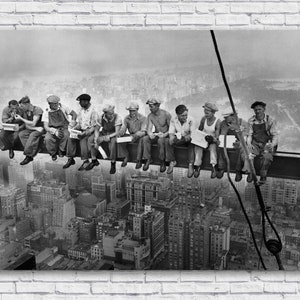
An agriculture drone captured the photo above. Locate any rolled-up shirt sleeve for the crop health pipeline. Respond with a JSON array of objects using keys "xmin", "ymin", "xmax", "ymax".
[
  {"xmin": 41, "ymin": 110, "xmax": 49, "ymax": 123},
  {"xmin": 2, "ymin": 107, "xmax": 10, "ymax": 123},
  {"xmin": 168, "ymin": 118, "xmax": 176, "ymax": 135},
  {"xmin": 91, "ymin": 110, "xmax": 99, "ymax": 127}
]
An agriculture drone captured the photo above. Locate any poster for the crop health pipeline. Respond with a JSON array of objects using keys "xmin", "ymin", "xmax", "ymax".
[{"xmin": 0, "ymin": 31, "xmax": 299, "ymax": 271}]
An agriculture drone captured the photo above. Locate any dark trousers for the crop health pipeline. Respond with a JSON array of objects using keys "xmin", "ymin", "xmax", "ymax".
[
  {"xmin": 0, "ymin": 130, "xmax": 19, "ymax": 150},
  {"xmin": 66, "ymin": 135, "xmax": 91, "ymax": 160},
  {"xmin": 166, "ymin": 137, "xmax": 194, "ymax": 164},
  {"xmin": 44, "ymin": 128, "xmax": 69, "ymax": 156},
  {"xmin": 143, "ymin": 135, "xmax": 171, "ymax": 161},
  {"xmin": 118, "ymin": 136, "xmax": 144, "ymax": 161},
  {"xmin": 218, "ymin": 145, "xmax": 243, "ymax": 172},
  {"xmin": 19, "ymin": 129, "xmax": 44, "ymax": 158},
  {"xmin": 88, "ymin": 134, "xmax": 117, "ymax": 161}
]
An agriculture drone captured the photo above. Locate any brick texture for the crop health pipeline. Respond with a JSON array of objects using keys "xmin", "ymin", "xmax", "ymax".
[{"xmin": 1, "ymin": 1, "xmax": 300, "ymax": 299}]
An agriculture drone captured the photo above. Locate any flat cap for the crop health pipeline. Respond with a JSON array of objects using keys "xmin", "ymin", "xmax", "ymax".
[
  {"xmin": 146, "ymin": 98, "xmax": 161, "ymax": 105},
  {"xmin": 47, "ymin": 95, "xmax": 60, "ymax": 104},
  {"xmin": 251, "ymin": 101, "xmax": 266, "ymax": 109},
  {"xmin": 203, "ymin": 102, "xmax": 218, "ymax": 112},
  {"xmin": 126, "ymin": 102, "xmax": 139, "ymax": 111},
  {"xmin": 103, "ymin": 104, "xmax": 115, "ymax": 112},
  {"xmin": 222, "ymin": 107, "xmax": 237, "ymax": 117},
  {"xmin": 76, "ymin": 94, "xmax": 91, "ymax": 101}
]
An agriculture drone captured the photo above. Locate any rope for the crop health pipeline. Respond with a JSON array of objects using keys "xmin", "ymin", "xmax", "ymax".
[
  {"xmin": 210, "ymin": 30, "xmax": 284, "ymax": 270},
  {"xmin": 222, "ymin": 132, "xmax": 267, "ymax": 269}
]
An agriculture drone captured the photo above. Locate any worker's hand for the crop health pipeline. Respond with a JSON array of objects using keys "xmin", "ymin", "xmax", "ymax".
[
  {"xmin": 149, "ymin": 133, "xmax": 155, "ymax": 140},
  {"xmin": 55, "ymin": 128, "xmax": 64, "ymax": 139},
  {"xmin": 205, "ymin": 135, "xmax": 214, "ymax": 144},
  {"xmin": 265, "ymin": 143, "xmax": 273, "ymax": 152},
  {"xmin": 184, "ymin": 135, "xmax": 191, "ymax": 142},
  {"xmin": 118, "ymin": 129, "xmax": 125, "ymax": 137},
  {"xmin": 69, "ymin": 120, "xmax": 77, "ymax": 128},
  {"xmin": 247, "ymin": 143, "xmax": 255, "ymax": 152}
]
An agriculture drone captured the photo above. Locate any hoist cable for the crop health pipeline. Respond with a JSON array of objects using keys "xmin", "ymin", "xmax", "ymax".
[
  {"xmin": 210, "ymin": 30, "xmax": 283, "ymax": 270},
  {"xmin": 222, "ymin": 132, "xmax": 267, "ymax": 270}
]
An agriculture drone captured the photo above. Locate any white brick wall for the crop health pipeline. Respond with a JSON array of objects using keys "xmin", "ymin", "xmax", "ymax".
[{"xmin": 0, "ymin": 0, "xmax": 300, "ymax": 298}]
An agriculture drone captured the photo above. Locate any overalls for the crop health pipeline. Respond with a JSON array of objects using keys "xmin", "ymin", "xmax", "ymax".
[
  {"xmin": 251, "ymin": 121, "xmax": 274, "ymax": 177},
  {"xmin": 44, "ymin": 109, "xmax": 69, "ymax": 156}
]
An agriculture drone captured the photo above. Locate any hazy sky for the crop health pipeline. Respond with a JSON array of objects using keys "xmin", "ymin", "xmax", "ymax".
[{"xmin": 0, "ymin": 31, "xmax": 300, "ymax": 81}]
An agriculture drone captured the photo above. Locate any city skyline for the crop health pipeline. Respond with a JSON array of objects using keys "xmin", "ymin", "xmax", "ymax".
[{"xmin": 0, "ymin": 151, "xmax": 299, "ymax": 271}]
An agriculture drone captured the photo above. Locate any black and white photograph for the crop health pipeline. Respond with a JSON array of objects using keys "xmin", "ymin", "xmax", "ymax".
[{"xmin": 0, "ymin": 30, "xmax": 299, "ymax": 271}]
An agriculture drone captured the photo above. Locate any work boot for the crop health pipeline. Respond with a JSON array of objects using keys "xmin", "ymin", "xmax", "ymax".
[
  {"xmin": 9, "ymin": 149, "xmax": 14, "ymax": 159},
  {"xmin": 235, "ymin": 171, "xmax": 243, "ymax": 182},
  {"xmin": 63, "ymin": 158, "xmax": 75, "ymax": 169},
  {"xmin": 78, "ymin": 160, "xmax": 90, "ymax": 171},
  {"xmin": 58, "ymin": 150, "xmax": 65, "ymax": 158},
  {"xmin": 20, "ymin": 156, "xmax": 33, "ymax": 165},
  {"xmin": 194, "ymin": 166, "xmax": 201, "ymax": 178},
  {"xmin": 143, "ymin": 159, "xmax": 152, "ymax": 171},
  {"xmin": 246, "ymin": 173, "xmax": 253, "ymax": 183},
  {"xmin": 121, "ymin": 157, "xmax": 128, "ymax": 168},
  {"xmin": 160, "ymin": 161, "xmax": 166, "ymax": 173},
  {"xmin": 110, "ymin": 162, "xmax": 116, "ymax": 174},
  {"xmin": 85, "ymin": 159, "xmax": 99, "ymax": 171},
  {"xmin": 167, "ymin": 161, "xmax": 176, "ymax": 174},
  {"xmin": 135, "ymin": 160, "xmax": 142, "ymax": 169},
  {"xmin": 187, "ymin": 163, "xmax": 194, "ymax": 178},
  {"xmin": 211, "ymin": 166, "xmax": 217, "ymax": 179},
  {"xmin": 217, "ymin": 169, "xmax": 225, "ymax": 179},
  {"xmin": 259, "ymin": 176, "xmax": 267, "ymax": 185}
]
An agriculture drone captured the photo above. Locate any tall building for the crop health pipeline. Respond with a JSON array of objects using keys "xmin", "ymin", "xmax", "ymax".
[
  {"xmin": 168, "ymin": 207, "xmax": 191, "ymax": 270},
  {"xmin": 209, "ymin": 225, "xmax": 230, "ymax": 269},
  {"xmin": 8, "ymin": 218, "xmax": 32, "ymax": 243},
  {"xmin": 91, "ymin": 175, "xmax": 104, "ymax": 198},
  {"xmin": 271, "ymin": 178, "xmax": 299, "ymax": 206},
  {"xmin": 7, "ymin": 160, "xmax": 34, "ymax": 191},
  {"xmin": 189, "ymin": 214, "xmax": 210, "ymax": 270},
  {"xmin": 78, "ymin": 218, "xmax": 96, "ymax": 243},
  {"xmin": 0, "ymin": 185, "xmax": 26, "ymax": 218},
  {"xmin": 65, "ymin": 168, "xmax": 78, "ymax": 190},
  {"xmin": 144, "ymin": 208, "xmax": 165, "ymax": 259},
  {"xmin": 127, "ymin": 174, "xmax": 172, "ymax": 213},
  {"xmin": 52, "ymin": 197, "xmax": 75, "ymax": 228},
  {"xmin": 65, "ymin": 218, "xmax": 79, "ymax": 247}
]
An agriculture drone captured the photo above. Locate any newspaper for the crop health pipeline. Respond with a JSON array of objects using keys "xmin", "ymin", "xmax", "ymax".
[{"xmin": 191, "ymin": 130, "xmax": 208, "ymax": 148}]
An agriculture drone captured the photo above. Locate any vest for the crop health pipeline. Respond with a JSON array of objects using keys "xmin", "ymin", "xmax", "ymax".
[
  {"xmin": 101, "ymin": 114, "xmax": 117, "ymax": 135},
  {"xmin": 48, "ymin": 109, "xmax": 69, "ymax": 129}
]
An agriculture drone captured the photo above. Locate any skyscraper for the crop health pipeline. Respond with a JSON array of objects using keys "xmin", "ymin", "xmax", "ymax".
[{"xmin": 127, "ymin": 174, "xmax": 172, "ymax": 213}]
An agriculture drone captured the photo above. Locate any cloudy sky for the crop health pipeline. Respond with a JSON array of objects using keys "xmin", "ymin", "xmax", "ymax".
[{"xmin": 0, "ymin": 30, "xmax": 300, "ymax": 82}]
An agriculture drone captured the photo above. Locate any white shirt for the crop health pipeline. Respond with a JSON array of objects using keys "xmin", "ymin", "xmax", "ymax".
[
  {"xmin": 203, "ymin": 118, "xmax": 218, "ymax": 137},
  {"xmin": 169, "ymin": 115, "xmax": 194, "ymax": 138},
  {"xmin": 77, "ymin": 105, "xmax": 98, "ymax": 130}
]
